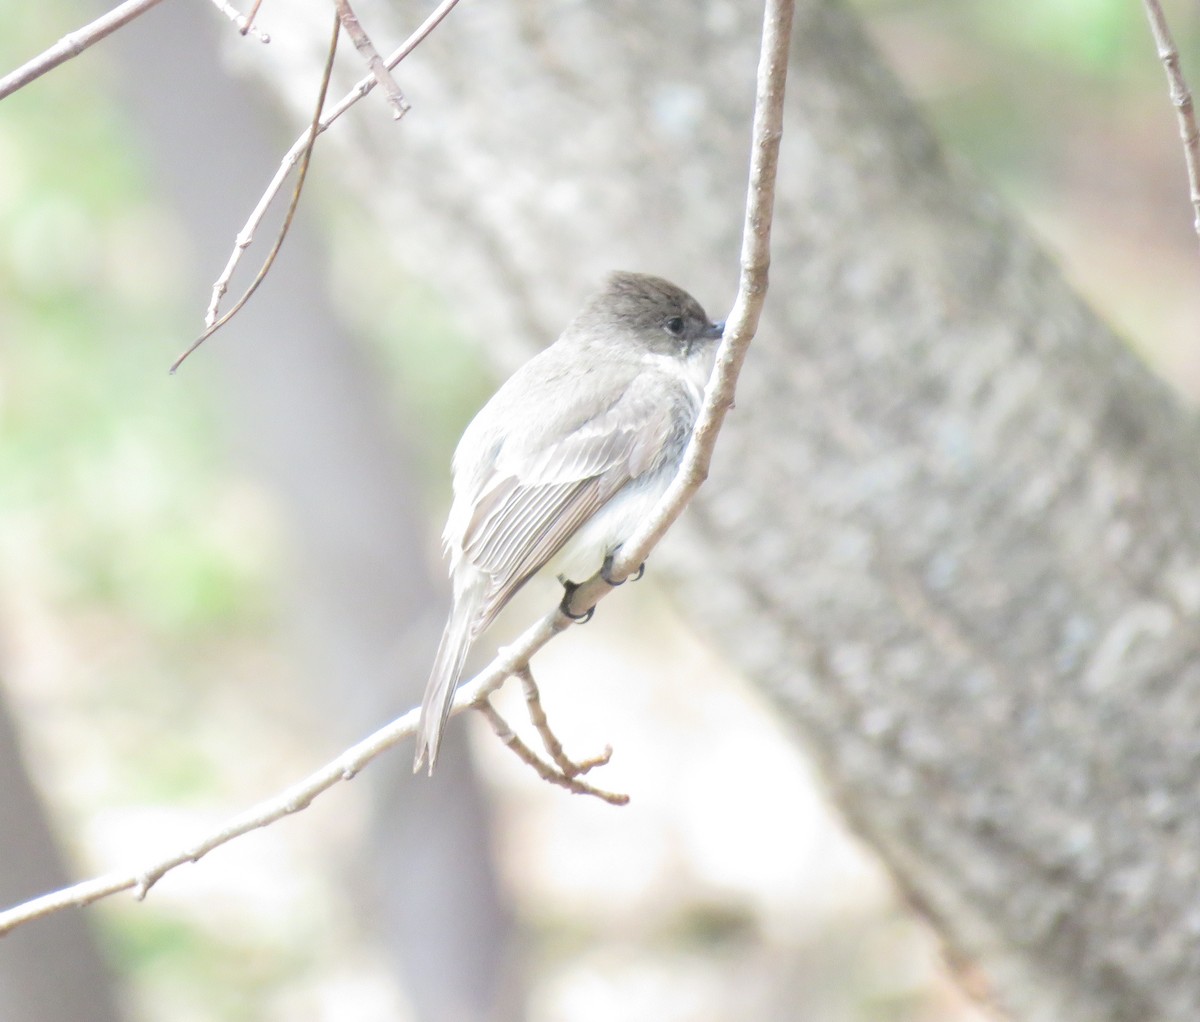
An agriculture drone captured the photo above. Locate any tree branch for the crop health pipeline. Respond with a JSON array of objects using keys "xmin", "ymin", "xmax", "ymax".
[
  {"xmin": 512, "ymin": 665, "xmax": 614, "ymax": 778},
  {"xmin": 1141, "ymin": 0, "xmax": 1200, "ymax": 251},
  {"xmin": 333, "ymin": 0, "xmax": 410, "ymax": 119},
  {"xmin": 475, "ymin": 698, "xmax": 628, "ymax": 805},
  {"xmin": 598, "ymin": 0, "xmax": 792, "ymax": 590},
  {"xmin": 207, "ymin": 0, "xmax": 270, "ymax": 42},
  {"xmin": 0, "ymin": 0, "xmax": 275, "ymax": 104},
  {"xmin": 0, "ymin": 0, "xmax": 169, "ymax": 102},
  {"xmin": 239, "ymin": 0, "xmax": 266, "ymax": 37},
  {"xmin": 170, "ymin": 10, "xmax": 340, "ymax": 372},
  {"xmin": 0, "ymin": 0, "xmax": 794, "ymax": 936},
  {"xmin": 196, "ymin": 0, "xmax": 463, "ymax": 338}
]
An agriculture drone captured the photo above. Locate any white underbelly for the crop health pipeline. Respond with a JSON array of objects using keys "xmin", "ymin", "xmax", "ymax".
[{"xmin": 547, "ymin": 469, "xmax": 676, "ymax": 583}]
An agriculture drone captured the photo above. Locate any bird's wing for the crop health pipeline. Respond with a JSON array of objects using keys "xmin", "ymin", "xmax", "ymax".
[{"xmin": 455, "ymin": 376, "xmax": 679, "ymax": 634}]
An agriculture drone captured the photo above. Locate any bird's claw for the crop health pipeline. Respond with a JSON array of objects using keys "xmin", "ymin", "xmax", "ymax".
[
  {"xmin": 600, "ymin": 553, "xmax": 645, "ymax": 587},
  {"xmin": 558, "ymin": 579, "xmax": 595, "ymax": 622}
]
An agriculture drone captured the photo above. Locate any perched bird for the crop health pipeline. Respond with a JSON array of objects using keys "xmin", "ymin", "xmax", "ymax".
[{"xmin": 413, "ymin": 271, "xmax": 724, "ymax": 773}]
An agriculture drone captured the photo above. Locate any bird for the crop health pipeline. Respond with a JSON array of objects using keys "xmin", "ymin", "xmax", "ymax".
[{"xmin": 413, "ymin": 271, "xmax": 725, "ymax": 773}]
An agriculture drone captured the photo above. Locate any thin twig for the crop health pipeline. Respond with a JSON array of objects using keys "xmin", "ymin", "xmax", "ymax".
[
  {"xmin": 207, "ymin": 0, "xmax": 271, "ymax": 43},
  {"xmin": 1141, "ymin": 0, "xmax": 1200, "ymax": 250},
  {"xmin": 0, "ymin": 699, "xmax": 426, "ymax": 935},
  {"xmin": 0, "ymin": 0, "xmax": 793, "ymax": 935},
  {"xmin": 0, "ymin": 565, "xmax": 574, "ymax": 935},
  {"xmin": 170, "ymin": 11, "xmax": 340, "ymax": 373},
  {"xmin": 0, "ymin": 0, "xmax": 169, "ymax": 102},
  {"xmin": 240, "ymin": 0, "xmax": 267, "ymax": 38},
  {"xmin": 197, "ymin": 0, "xmax": 462, "ymax": 336},
  {"xmin": 517, "ymin": 666, "xmax": 612, "ymax": 777},
  {"xmin": 334, "ymin": 0, "xmax": 410, "ymax": 119},
  {"xmin": 475, "ymin": 700, "xmax": 629, "ymax": 804}
]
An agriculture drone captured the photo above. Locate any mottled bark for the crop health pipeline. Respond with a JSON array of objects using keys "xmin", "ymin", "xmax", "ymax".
[{"xmin": 229, "ymin": 1, "xmax": 1200, "ymax": 1019}]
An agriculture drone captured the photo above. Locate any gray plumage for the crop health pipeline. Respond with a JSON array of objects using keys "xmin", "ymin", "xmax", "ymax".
[{"xmin": 414, "ymin": 271, "xmax": 724, "ymax": 773}]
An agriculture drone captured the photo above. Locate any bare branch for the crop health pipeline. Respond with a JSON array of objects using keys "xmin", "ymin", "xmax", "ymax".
[
  {"xmin": 342, "ymin": 0, "xmax": 462, "ymax": 98},
  {"xmin": 1141, "ymin": 0, "xmax": 1200, "ymax": 250},
  {"xmin": 0, "ymin": 698, "xmax": 425, "ymax": 936},
  {"xmin": 0, "ymin": 0, "xmax": 793, "ymax": 935},
  {"xmin": 170, "ymin": 11, "xmax": 341, "ymax": 372},
  {"xmin": 0, "ymin": 0, "xmax": 169, "ymax": 103},
  {"xmin": 475, "ymin": 700, "xmax": 629, "ymax": 804},
  {"xmin": 0, "ymin": 611, "xmax": 583, "ymax": 934},
  {"xmin": 240, "ymin": 0, "xmax": 267, "ymax": 38},
  {"xmin": 333, "ymin": 0, "xmax": 410, "ymax": 119},
  {"xmin": 207, "ymin": 0, "xmax": 270, "ymax": 43},
  {"xmin": 516, "ymin": 666, "xmax": 613, "ymax": 777},
  {"xmin": 197, "ymin": 0, "xmax": 463, "ymax": 338}
]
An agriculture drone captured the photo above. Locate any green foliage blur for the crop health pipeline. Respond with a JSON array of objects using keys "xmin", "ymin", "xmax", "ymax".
[{"xmin": 0, "ymin": 6, "xmax": 268, "ymax": 643}]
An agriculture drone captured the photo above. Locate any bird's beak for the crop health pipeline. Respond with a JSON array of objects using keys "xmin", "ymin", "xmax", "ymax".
[{"xmin": 705, "ymin": 320, "xmax": 725, "ymax": 340}]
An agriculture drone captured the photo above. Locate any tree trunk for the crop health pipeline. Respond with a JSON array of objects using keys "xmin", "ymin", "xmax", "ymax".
[
  {"xmin": 0, "ymin": 681, "xmax": 127, "ymax": 1022},
  {"xmin": 99, "ymin": 3, "xmax": 521, "ymax": 1019},
  {"xmin": 227, "ymin": 1, "xmax": 1199, "ymax": 1019}
]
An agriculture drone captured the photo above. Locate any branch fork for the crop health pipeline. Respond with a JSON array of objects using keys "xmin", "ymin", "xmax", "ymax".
[{"xmin": 476, "ymin": 667, "xmax": 627, "ymax": 804}]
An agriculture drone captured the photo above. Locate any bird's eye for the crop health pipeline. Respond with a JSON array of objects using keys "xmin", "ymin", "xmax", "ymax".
[{"xmin": 664, "ymin": 316, "xmax": 685, "ymax": 337}]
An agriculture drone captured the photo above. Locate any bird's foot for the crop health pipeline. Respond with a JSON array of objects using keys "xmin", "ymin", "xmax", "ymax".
[
  {"xmin": 600, "ymin": 552, "xmax": 645, "ymax": 587},
  {"xmin": 557, "ymin": 577, "xmax": 595, "ymax": 622}
]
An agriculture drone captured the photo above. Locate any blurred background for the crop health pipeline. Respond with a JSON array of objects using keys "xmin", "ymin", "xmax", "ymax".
[{"xmin": 0, "ymin": 1, "xmax": 1196, "ymax": 1020}]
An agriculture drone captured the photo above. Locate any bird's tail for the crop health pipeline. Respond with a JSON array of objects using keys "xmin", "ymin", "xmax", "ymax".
[{"xmin": 413, "ymin": 588, "xmax": 480, "ymax": 774}]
